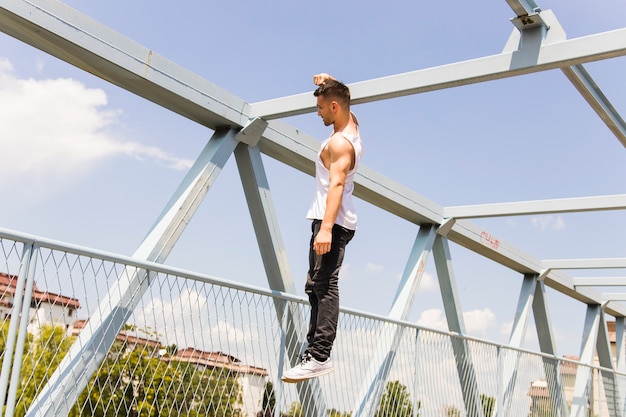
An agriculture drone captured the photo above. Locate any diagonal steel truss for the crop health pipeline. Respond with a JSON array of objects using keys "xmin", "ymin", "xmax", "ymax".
[{"xmin": 0, "ymin": 0, "xmax": 625, "ymax": 416}]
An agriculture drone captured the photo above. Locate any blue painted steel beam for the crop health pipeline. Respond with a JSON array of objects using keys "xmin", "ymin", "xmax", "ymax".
[
  {"xmin": 251, "ymin": 26, "xmax": 626, "ymax": 119},
  {"xmin": 352, "ymin": 225, "xmax": 436, "ymax": 417},
  {"xmin": 506, "ymin": 0, "xmax": 540, "ymax": 17},
  {"xmin": 234, "ymin": 143, "xmax": 327, "ymax": 417},
  {"xmin": 595, "ymin": 314, "xmax": 624, "ymax": 417},
  {"xmin": 433, "ymin": 236, "xmax": 484, "ymax": 417},
  {"xmin": 24, "ymin": 129, "xmax": 240, "ymax": 417},
  {"xmin": 570, "ymin": 305, "xmax": 602, "ymax": 417},
  {"xmin": 532, "ymin": 279, "xmax": 568, "ymax": 417}
]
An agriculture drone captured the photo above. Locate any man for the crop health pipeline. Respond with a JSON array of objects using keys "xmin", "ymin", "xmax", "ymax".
[{"xmin": 282, "ymin": 74, "xmax": 363, "ymax": 383}]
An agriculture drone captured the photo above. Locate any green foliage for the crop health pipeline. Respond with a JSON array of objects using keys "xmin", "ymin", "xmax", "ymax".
[
  {"xmin": 444, "ymin": 394, "xmax": 495, "ymax": 417},
  {"xmin": 77, "ymin": 340, "xmax": 243, "ymax": 417},
  {"xmin": 286, "ymin": 401, "xmax": 303, "ymax": 417},
  {"xmin": 1, "ymin": 320, "xmax": 12, "ymax": 366},
  {"xmin": 481, "ymin": 394, "xmax": 495, "ymax": 417},
  {"xmin": 375, "ymin": 380, "xmax": 419, "ymax": 417},
  {"xmin": 259, "ymin": 381, "xmax": 276, "ymax": 417},
  {"xmin": 1, "ymin": 320, "xmax": 33, "ymax": 366},
  {"xmin": 445, "ymin": 406, "xmax": 462, "ymax": 417},
  {"xmin": 1, "ymin": 320, "xmax": 10, "ymax": 352},
  {"xmin": 328, "ymin": 408, "xmax": 352, "ymax": 417},
  {"xmin": 14, "ymin": 324, "xmax": 74, "ymax": 417},
  {"xmin": 280, "ymin": 402, "xmax": 352, "ymax": 417},
  {"xmin": 5, "ymin": 324, "xmax": 244, "ymax": 417}
]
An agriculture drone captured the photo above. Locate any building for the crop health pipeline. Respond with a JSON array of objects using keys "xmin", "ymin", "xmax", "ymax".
[
  {"xmin": 2, "ymin": 272, "xmax": 268, "ymax": 417},
  {"xmin": 0, "ymin": 272, "xmax": 81, "ymax": 336},
  {"xmin": 74, "ymin": 319, "xmax": 270, "ymax": 417},
  {"xmin": 165, "ymin": 347, "xmax": 270, "ymax": 417},
  {"xmin": 528, "ymin": 321, "xmax": 625, "ymax": 416}
]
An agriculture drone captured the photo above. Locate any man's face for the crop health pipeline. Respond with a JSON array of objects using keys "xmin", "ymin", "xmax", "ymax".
[{"xmin": 316, "ymin": 95, "xmax": 334, "ymax": 126}]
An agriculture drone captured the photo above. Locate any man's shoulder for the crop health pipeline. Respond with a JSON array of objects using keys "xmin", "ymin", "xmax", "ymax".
[{"xmin": 328, "ymin": 132, "xmax": 355, "ymax": 151}]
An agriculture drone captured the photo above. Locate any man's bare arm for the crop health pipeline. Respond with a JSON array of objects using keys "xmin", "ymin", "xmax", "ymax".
[{"xmin": 313, "ymin": 135, "xmax": 354, "ymax": 255}]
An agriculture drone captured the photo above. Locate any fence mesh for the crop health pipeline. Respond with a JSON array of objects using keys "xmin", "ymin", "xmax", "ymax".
[{"xmin": 1, "ymin": 232, "xmax": 624, "ymax": 417}]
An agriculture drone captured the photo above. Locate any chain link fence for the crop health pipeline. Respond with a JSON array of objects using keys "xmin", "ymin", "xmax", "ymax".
[{"xmin": 1, "ymin": 229, "xmax": 624, "ymax": 417}]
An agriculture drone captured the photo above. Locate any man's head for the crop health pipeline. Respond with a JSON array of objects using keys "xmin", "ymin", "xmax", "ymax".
[
  {"xmin": 314, "ymin": 79, "xmax": 350, "ymax": 107},
  {"xmin": 314, "ymin": 79, "xmax": 350, "ymax": 126}
]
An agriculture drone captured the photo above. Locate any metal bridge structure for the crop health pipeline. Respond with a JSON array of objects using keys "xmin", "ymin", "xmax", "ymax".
[{"xmin": 0, "ymin": 0, "xmax": 625, "ymax": 416}]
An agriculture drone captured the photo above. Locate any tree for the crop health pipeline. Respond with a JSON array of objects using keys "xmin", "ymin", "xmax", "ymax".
[
  {"xmin": 77, "ymin": 341, "xmax": 169, "ymax": 417},
  {"xmin": 286, "ymin": 401, "xmax": 303, "ymax": 417},
  {"xmin": 3, "ymin": 322, "xmax": 243, "ymax": 417},
  {"xmin": 481, "ymin": 394, "xmax": 495, "ymax": 417},
  {"xmin": 14, "ymin": 324, "xmax": 75, "ymax": 417},
  {"xmin": 258, "ymin": 381, "xmax": 276, "ymax": 417},
  {"xmin": 375, "ymin": 380, "xmax": 419, "ymax": 417},
  {"xmin": 328, "ymin": 408, "xmax": 352, "ymax": 417},
  {"xmin": 445, "ymin": 406, "xmax": 462, "ymax": 417},
  {"xmin": 1, "ymin": 320, "xmax": 10, "ymax": 352},
  {"xmin": 444, "ymin": 394, "xmax": 495, "ymax": 417},
  {"xmin": 77, "ymin": 337, "xmax": 243, "ymax": 417}
]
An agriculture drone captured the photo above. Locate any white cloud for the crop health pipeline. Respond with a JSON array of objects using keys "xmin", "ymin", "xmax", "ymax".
[
  {"xmin": 0, "ymin": 57, "xmax": 193, "ymax": 182},
  {"xmin": 416, "ymin": 308, "xmax": 447, "ymax": 331},
  {"xmin": 339, "ymin": 262, "xmax": 352, "ymax": 280},
  {"xmin": 416, "ymin": 307, "xmax": 497, "ymax": 338},
  {"xmin": 499, "ymin": 319, "xmax": 540, "ymax": 349},
  {"xmin": 390, "ymin": 269, "xmax": 436, "ymax": 291},
  {"xmin": 136, "ymin": 288, "xmax": 261, "ymax": 361},
  {"xmin": 419, "ymin": 271, "xmax": 437, "ymax": 291},
  {"xmin": 365, "ymin": 262, "xmax": 384, "ymax": 274},
  {"xmin": 506, "ymin": 218, "xmax": 518, "ymax": 227},
  {"xmin": 463, "ymin": 307, "xmax": 496, "ymax": 338},
  {"xmin": 530, "ymin": 215, "xmax": 566, "ymax": 231},
  {"xmin": 500, "ymin": 320, "xmax": 513, "ymax": 338}
]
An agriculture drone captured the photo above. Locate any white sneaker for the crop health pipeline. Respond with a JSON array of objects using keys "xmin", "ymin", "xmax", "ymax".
[{"xmin": 281, "ymin": 353, "xmax": 334, "ymax": 383}]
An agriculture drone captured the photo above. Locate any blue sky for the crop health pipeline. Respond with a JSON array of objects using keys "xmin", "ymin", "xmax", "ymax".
[{"xmin": 1, "ymin": 0, "xmax": 625, "ymax": 356}]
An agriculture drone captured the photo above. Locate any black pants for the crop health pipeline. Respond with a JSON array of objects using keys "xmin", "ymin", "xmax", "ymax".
[{"xmin": 305, "ymin": 220, "xmax": 354, "ymax": 361}]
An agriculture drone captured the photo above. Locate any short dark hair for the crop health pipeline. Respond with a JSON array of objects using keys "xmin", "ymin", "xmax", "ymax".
[{"xmin": 314, "ymin": 79, "xmax": 350, "ymax": 108}]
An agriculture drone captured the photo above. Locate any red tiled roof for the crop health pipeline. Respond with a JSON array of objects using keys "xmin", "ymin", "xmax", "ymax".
[
  {"xmin": 71, "ymin": 322, "xmax": 267, "ymax": 376},
  {"xmin": 72, "ymin": 320, "xmax": 161, "ymax": 348},
  {"xmin": 528, "ymin": 386, "xmax": 549, "ymax": 398},
  {"xmin": 608, "ymin": 321, "xmax": 618, "ymax": 343},
  {"xmin": 175, "ymin": 347, "xmax": 239, "ymax": 364},
  {"xmin": 559, "ymin": 355, "xmax": 579, "ymax": 375},
  {"xmin": 1, "ymin": 272, "xmax": 81, "ymax": 310},
  {"xmin": 116, "ymin": 332, "xmax": 162, "ymax": 349},
  {"xmin": 72, "ymin": 319, "xmax": 88, "ymax": 331},
  {"xmin": 166, "ymin": 347, "xmax": 269, "ymax": 376}
]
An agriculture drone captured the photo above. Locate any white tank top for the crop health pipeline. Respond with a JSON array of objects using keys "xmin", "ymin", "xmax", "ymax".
[{"xmin": 306, "ymin": 130, "xmax": 363, "ymax": 230}]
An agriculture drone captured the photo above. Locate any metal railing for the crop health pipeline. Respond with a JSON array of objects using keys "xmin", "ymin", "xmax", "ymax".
[{"xmin": 1, "ymin": 228, "xmax": 624, "ymax": 417}]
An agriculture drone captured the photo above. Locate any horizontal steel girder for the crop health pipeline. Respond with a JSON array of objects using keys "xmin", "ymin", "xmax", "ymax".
[
  {"xmin": 444, "ymin": 194, "xmax": 626, "ymax": 219},
  {"xmin": 250, "ymin": 26, "xmax": 626, "ymax": 119}
]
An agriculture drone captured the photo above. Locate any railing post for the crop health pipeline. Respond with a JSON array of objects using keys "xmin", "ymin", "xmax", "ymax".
[
  {"xmin": 496, "ymin": 345, "xmax": 502, "ymax": 417},
  {"xmin": 3, "ymin": 243, "xmax": 39, "ymax": 417},
  {"xmin": 0, "ymin": 241, "xmax": 36, "ymax": 417},
  {"xmin": 413, "ymin": 328, "xmax": 421, "ymax": 417}
]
